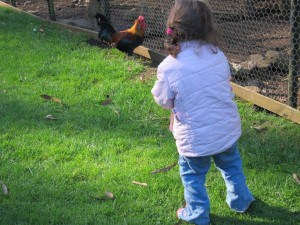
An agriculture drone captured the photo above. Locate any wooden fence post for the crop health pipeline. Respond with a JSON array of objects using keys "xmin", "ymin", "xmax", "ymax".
[
  {"xmin": 46, "ymin": 0, "xmax": 56, "ymax": 21},
  {"xmin": 288, "ymin": 0, "xmax": 300, "ymax": 108}
]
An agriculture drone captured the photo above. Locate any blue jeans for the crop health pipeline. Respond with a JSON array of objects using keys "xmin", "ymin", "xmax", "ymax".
[{"xmin": 178, "ymin": 142, "xmax": 254, "ymax": 225}]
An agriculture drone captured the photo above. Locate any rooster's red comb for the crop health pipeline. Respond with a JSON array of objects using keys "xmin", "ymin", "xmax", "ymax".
[{"xmin": 138, "ymin": 16, "xmax": 144, "ymax": 21}]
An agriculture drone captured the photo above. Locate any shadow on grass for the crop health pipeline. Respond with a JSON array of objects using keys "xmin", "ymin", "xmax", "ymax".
[
  {"xmin": 0, "ymin": 95, "xmax": 168, "ymax": 139},
  {"xmin": 211, "ymin": 198, "xmax": 300, "ymax": 225},
  {"xmin": 238, "ymin": 122, "xmax": 300, "ymax": 173}
]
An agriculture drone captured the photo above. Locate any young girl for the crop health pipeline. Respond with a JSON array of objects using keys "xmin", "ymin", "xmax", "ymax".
[{"xmin": 151, "ymin": 1, "xmax": 254, "ymax": 224}]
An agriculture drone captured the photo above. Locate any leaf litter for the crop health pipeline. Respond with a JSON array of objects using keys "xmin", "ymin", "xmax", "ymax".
[
  {"xmin": 150, "ymin": 162, "xmax": 177, "ymax": 174},
  {"xmin": 132, "ymin": 181, "xmax": 148, "ymax": 187},
  {"xmin": 41, "ymin": 94, "xmax": 62, "ymax": 104},
  {"xmin": 293, "ymin": 173, "xmax": 300, "ymax": 185},
  {"xmin": 44, "ymin": 114, "xmax": 57, "ymax": 120},
  {"xmin": 40, "ymin": 94, "xmax": 69, "ymax": 109},
  {"xmin": 250, "ymin": 121, "xmax": 272, "ymax": 132},
  {"xmin": 88, "ymin": 191, "xmax": 115, "ymax": 201},
  {"xmin": 105, "ymin": 191, "xmax": 114, "ymax": 199},
  {"xmin": 101, "ymin": 95, "xmax": 112, "ymax": 106},
  {"xmin": 0, "ymin": 181, "xmax": 8, "ymax": 195}
]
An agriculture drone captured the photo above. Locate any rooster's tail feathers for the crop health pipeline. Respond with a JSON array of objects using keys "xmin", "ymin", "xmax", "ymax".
[{"xmin": 95, "ymin": 13, "xmax": 109, "ymax": 24}]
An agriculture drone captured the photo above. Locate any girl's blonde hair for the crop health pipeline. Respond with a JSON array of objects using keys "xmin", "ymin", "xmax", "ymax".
[{"xmin": 164, "ymin": 0, "xmax": 221, "ymax": 57}]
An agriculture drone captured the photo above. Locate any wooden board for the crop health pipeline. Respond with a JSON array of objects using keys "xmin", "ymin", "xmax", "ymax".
[
  {"xmin": 133, "ymin": 46, "xmax": 167, "ymax": 63},
  {"xmin": 231, "ymin": 82, "xmax": 300, "ymax": 124},
  {"xmin": 1, "ymin": 1, "xmax": 300, "ymax": 124}
]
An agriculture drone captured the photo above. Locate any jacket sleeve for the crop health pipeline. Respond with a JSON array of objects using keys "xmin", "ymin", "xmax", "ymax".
[{"xmin": 151, "ymin": 67, "xmax": 174, "ymax": 109}]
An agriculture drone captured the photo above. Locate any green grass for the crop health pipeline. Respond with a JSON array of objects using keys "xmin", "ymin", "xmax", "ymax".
[{"xmin": 0, "ymin": 7, "xmax": 300, "ymax": 225}]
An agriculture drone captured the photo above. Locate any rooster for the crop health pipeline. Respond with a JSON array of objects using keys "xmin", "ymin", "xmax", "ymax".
[{"xmin": 95, "ymin": 13, "xmax": 146, "ymax": 55}]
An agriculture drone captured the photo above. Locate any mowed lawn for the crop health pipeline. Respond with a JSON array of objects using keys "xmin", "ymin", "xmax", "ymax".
[{"xmin": 0, "ymin": 6, "xmax": 300, "ymax": 225}]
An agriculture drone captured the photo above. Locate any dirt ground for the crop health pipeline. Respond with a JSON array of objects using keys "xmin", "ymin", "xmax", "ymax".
[
  {"xmin": 14, "ymin": 0, "xmax": 98, "ymax": 30},
  {"xmin": 16, "ymin": 0, "xmax": 88, "ymax": 20},
  {"xmin": 9, "ymin": 0, "xmax": 300, "ymax": 107}
]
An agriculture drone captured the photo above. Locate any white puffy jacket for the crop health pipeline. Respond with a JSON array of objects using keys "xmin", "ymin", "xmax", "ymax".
[{"xmin": 151, "ymin": 41, "xmax": 241, "ymax": 157}]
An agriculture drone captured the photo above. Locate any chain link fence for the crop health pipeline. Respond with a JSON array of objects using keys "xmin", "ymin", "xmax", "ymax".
[
  {"xmin": 210, "ymin": 0, "xmax": 299, "ymax": 109},
  {"xmin": 90, "ymin": 0, "xmax": 299, "ymax": 109},
  {"xmin": 9, "ymin": 0, "xmax": 300, "ymax": 109}
]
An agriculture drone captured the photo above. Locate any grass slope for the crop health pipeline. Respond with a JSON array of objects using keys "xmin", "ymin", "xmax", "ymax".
[{"xmin": 0, "ymin": 7, "xmax": 300, "ymax": 225}]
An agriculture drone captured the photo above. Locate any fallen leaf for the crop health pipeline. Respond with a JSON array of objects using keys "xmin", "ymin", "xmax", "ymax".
[
  {"xmin": 101, "ymin": 95, "xmax": 112, "ymax": 106},
  {"xmin": 132, "ymin": 181, "xmax": 148, "ymax": 187},
  {"xmin": 44, "ymin": 115, "xmax": 57, "ymax": 120},
  {"xmin": 105, "ymin": 191, "xmax": 114, "ymax": 199},
  {"xmin": 88, "ymin": 191, "xmax": 115, "ymax": 201},
  {"xmin": 150, "ymin": 162, "xmax": 177, "ymax": 174},
  {"xmin": 0, "ymin": 181, "xmax": 8, "ymax": 195},
  {"xmin": 40, "ymin": 94, "xmax": 62, "ymax": 104},
  {"xmin": 250, "ymin": 125, "xmax": 268, "ymax": 132},
  {"xmin": 40, "ymin": 94, "xmax": 52, "ymax": 100},
  {"xmin": 293, "ymin": 173, "xmax": 300, "ymax": 185},
  {"xmin": 50, "ymin": 97, "xmax": 62, "ymax": 103}
]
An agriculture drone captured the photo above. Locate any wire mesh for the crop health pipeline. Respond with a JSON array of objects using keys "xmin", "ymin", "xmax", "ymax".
[
  {"xmin": 210, "ymin": 0, "xmax": 299, "ymax": 109},
  {"xmin": 13, "ymin": 0, "xmax": 300, "ymax": 109},
  {"xmin": 87, "ymin": 0, "xmax": 299, "ymax": 109}
]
